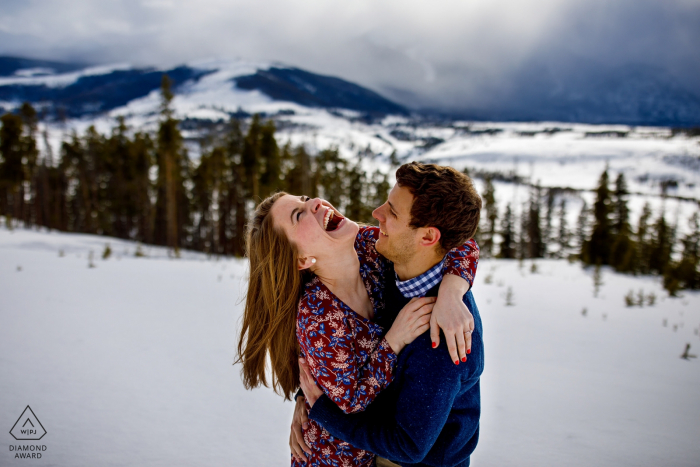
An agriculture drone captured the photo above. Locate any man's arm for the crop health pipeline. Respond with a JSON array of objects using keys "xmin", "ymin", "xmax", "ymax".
[{"xmin": 308, "ymin": 334, "xmax": 464, "ymax": 464}]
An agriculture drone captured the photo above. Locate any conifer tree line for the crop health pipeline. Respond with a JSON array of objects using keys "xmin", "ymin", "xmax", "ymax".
[
  {"xmin": 474, "ymin": 170, "xmax": 700, "ymax": 294},
  {"xmin": 0, "ymin": 75, "xmax": 389, "ymax": 256}
]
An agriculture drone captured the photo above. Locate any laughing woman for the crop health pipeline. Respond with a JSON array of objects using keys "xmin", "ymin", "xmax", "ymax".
[{"xmin": 237, "ymin": 193, "xmax": 478, "ymax": 467}]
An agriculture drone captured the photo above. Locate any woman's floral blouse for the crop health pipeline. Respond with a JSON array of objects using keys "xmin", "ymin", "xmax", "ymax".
[{"xmin": 293, "ymin": 226, "xmax": 479, "ymax": 467}]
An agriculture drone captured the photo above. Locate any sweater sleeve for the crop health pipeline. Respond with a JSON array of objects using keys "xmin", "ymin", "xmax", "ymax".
[
  {"xmin": 356, "ymin": 227, "xmax": 479, "ymax": 288},
  {"xmin": 308, "ymin": 333, "xmax": 465, "ymax": 463},
  {"xmin": 297, "ymin": 291, "xmax": 398, "ymax": 414},
  {"xmin": 442, "ymin": 238, "xmax": 479, "ymax": 287}
]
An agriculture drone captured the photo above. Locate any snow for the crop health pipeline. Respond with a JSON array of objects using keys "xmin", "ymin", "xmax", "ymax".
[{"xmin": 2, "ymin": 225, "xmax": 699, "ymax": 466}]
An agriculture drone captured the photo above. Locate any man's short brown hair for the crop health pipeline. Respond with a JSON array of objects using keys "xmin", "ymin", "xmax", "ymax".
[{"xmin": 395, "ymin": 162, "xmax": 481, "ymax": 252}]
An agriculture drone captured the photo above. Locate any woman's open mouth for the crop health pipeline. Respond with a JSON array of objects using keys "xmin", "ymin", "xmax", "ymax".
[{"xmin": 323, "ymin": 209, "xmax": 344, "ymax": 232}]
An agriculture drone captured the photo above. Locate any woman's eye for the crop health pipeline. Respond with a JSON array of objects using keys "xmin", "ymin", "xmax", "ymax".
[{"xmin": 297, "ymin": 211, "xmax": 302, "ymax": 221}]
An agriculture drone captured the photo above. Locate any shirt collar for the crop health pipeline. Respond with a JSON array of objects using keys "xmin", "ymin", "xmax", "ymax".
[{"xmin": 395, "ymin": 256, "xmax": 446, "ymax": 298}]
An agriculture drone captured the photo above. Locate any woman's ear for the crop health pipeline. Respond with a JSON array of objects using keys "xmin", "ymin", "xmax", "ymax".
[{"xmin": 298, "ymin": 257, "xmax": 316, "ymax": 270}]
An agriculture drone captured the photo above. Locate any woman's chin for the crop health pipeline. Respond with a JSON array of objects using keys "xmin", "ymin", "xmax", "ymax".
[{"xmin": 327, "ymin": 217, "xmax": 358, "ymax": 241}]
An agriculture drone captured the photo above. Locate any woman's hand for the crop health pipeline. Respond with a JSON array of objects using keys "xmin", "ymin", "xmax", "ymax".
[
  {"xmin": 289, "ymin": 393, "xmax": 312, "ymax": 463},
  {"xmin": 299, "ymin": 358, "xmax": 324, "ymax": 408},
  {"xmin": 433, "ymin": 274, "xmax": 474, "ymax": 364},
  {"xmin": 384, "ymin": 296, "xmax": 436, "ymax": 354}
]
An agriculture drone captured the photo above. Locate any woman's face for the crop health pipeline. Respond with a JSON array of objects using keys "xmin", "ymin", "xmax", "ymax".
[{"xmin": 271, "ymin": 195, "xmax": 358, "ymax": 265}]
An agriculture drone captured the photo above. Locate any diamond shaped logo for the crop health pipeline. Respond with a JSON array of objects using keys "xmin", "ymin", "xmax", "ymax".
[{"xmin": 9, "ymin": 406, "xmax": 46, "ymax": 440}]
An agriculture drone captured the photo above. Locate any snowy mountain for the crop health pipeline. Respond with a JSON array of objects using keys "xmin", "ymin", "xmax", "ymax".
[
  {"xmin": 2, "ymin": 55, "xmax": 700, "ymax": 126},
  {"xmin": 0, "ymin": 56, "xmax": 405, "ymax": 119}
]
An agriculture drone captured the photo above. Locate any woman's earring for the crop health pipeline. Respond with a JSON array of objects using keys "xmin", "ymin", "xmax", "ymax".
[{"xmin": 311, "ymin": 258, "xmax": 316, "ymax": 264}]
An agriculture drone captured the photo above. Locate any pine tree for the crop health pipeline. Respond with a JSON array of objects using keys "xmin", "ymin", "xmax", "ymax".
[
  {"xmin": 583, "ymin": 170, "xmax": 612, "ymax": 265},
  {"xmin": 154, "ymin": 74, "xmax": 189, "ymax": 252},
  {"xmin": 543, "ymin": 188, "xmax": 555, "ymax": 257},
  {"xmin": 498, "ymin": 203, "xmax": 516, "ymax": 259},
  {"xmin": 0, "ymin": 113, "xmax": 25, "ymax": 224},
  {"xmin": 518, "ymin": 202, "xmax": 528, "ymax": 259},
  {"xmin": 346, "ymin": 159, "xmax": 370, "ymax": 223},
  {"xmin": 576, "ymin": 200, "xmax": 590, "ymax": 259},
  {"xmin": 527, "ymin": 186, "xmax": 544, "ymax": 258},
  {"xmin": 481, "ymin": 176, "xmax": 497, "ymax": 257},
  {"xmin": 241, "ymin": 114, "xmax": 261, "ymax": 201},
  {"xmin": 370, "ymin": 170, "xmax": 390, "ymax": 213},
  {"xmin": 610, "ymin": 173, "xmax": 634, "ymax": 271},
  {"xmin": 315, "ymin": 148, "xmax": 346, "ymax": 209},
  {"xmin": 225, "ymin": 118, "xmax": 246, "ymax": 256},
  {"xmin": 649, "ymin": 211, "xmax": 674, "ymax": 275},
  {"xmin": 284, "ymin": 144, "xmax": 313, "ymax": 197},
  {"xmin": 636, "ymin": 203, "xmax": 653, "ymax": 273},
  {"xmin": 259, "ymin": 119, "xmax": 280, "ymax": 198},
  {"xmin": 664, "ymin": 212, "xmax": 700, "ymax": 293},
  {"xmin": 556, "ymin": 198, "xmax": 570, "ymax": 258}
]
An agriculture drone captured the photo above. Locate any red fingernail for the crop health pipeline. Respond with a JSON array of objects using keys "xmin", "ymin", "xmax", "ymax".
[
  {"xmin": 461, "ymin": 357, "xmax": 466, "ymax": 362},
  {"xmin": 432, "ymin": 342, "xmax": 437, "ymax": 348},
  {"xmin": 467, "ymin": 349, "xmax": 471, "ymax": 355},
  {"xmin": 455, "ymin": 360, "xmax": 459, "ymax": 365}
]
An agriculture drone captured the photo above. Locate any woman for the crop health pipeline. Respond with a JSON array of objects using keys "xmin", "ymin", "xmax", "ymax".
[{"xmin": 237, "ymin": 193, "xmax": 478, "ymax": 466}]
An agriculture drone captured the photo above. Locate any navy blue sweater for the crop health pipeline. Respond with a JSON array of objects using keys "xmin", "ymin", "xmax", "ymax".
[{"xmin": 309, "ymin": 269, "xmax": 484, "ymax": 467}]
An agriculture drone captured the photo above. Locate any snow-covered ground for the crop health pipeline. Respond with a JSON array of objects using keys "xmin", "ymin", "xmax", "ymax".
[{"xmin": 1, "ymin": 226, "xmax": 699, "ymax": 466}]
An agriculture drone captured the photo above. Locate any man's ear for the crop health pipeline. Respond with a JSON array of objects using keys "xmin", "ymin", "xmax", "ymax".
[
  {"xmin": 419, "ymin": 227, "xmax": 441, "ymax": 248},
  {"xmin": 298, "ymin": 257, "xmax": 316, "ymax": 270}
]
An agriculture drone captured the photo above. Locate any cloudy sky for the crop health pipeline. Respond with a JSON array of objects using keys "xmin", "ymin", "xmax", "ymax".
[{"xmin": 1, "ymin": 0, "xmax": 699, "ymax": 113}]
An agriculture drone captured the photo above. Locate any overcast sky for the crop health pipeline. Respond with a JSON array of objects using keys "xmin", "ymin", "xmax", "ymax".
[{"xmin": 1, "ymin": 0, "xmax": 699, "ymax": 111}]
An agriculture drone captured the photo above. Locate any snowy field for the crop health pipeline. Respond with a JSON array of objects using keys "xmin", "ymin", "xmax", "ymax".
[{"xmin": 1, "ymin": 226, "xmax": 700, "ymax": 466}]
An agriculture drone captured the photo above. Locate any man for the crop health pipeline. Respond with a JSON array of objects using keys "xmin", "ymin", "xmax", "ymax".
[{"xmin": 292, "ymin": 162, "xmax": 484, "ymax": 466}]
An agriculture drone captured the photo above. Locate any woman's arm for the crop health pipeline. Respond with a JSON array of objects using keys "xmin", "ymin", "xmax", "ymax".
[
  {"xmin": 432, "ymin": 239, "xmax": 480, "ymax": 364},
  {"xmin": 297, "ymin": 291, "xmax": 398, "ymax": 414}
]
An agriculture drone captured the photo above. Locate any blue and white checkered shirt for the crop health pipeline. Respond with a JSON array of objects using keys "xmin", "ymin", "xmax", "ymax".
[{"xmin": 395, "ymin": 257, "xmax": 447, "ymax": 298}]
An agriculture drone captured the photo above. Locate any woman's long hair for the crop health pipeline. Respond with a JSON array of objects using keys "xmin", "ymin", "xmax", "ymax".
[{"xmin": 236, "ymin": 192, "xmax": 310, "ymax": 400}]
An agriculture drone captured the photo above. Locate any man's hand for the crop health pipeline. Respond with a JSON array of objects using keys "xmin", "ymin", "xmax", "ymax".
[
  {"xmin": 290, "ymin": 393, "xmax": 311, "ymax": 463},
  {"xmin": 432, "ymin": 274, "xmax": 474, "ymax": 364}
]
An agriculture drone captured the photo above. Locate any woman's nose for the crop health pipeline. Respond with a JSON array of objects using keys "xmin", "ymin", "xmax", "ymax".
[{"xmin": 310, "ymin": 198, "xmax": 322, "ymax": 213}]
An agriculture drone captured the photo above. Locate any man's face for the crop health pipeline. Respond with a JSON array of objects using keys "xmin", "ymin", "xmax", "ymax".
[{"xmin": 372, "ymin": 184, "xmax": 420, "ymax": 265}]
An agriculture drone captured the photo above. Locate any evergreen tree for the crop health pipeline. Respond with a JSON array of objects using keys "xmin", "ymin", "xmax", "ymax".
[
  {"xmin": 259, "ymin": 119, "xmax": 280, "ymax": 198},
  {"xmin": 664, "ymin": 212, "xmax": 700, "ymax": 293},
  {"xmin": 583, "ymin": 170, "xmax": 612, "ymax": 265},
  {"xmin": 346, "ymin": 159, "xmax": 370, "ymax": 223},
  {"xmin": 315, "ymin": 147, "xmax": 346, "ymax": 209},
  {"xmin": 649, "ymin": 211, "xmax": 674, "ymax": 275},
  {"xmin": 284, "ymin": 144, "xmax": 313, "ymax": 197},
  {"xmin": 498, "ymin": 203, "xmax": 516, "ymax": 259},
  {"xmin": 556, "ymin": 198, "xmax": 570, "ymax": 258},
  {"xmin": 154, "ymin": 74, "xmax": 189, "ymax": 252},
  {"xmin": 0, "ymin": 113, "xmax": 25, "ymax": 223},
  {"xmin": 370, "ymin": 170, "xmax": 390, "ymax": 213},
  {"xmin": 610, "ymin": 173, "xmax": 634, "ymax": 271},
  {"xmin": 224, "ymin": 118, "xmax": 246, "ymax": 256},
  {"xmin": 543, "ymin": 188, "xmax": 555, "ymax": 257},
  {"xmin": 636, "ymin": 203, "xmax": 653, "ymax": 273},
  {"xmin": 481, "ymin": 176, "xmax": 497, "ymax": 257},
  {"xmin": 527, "ymin": 186, "xmax": 544, "ymax": 258},
  {"xmin": 241, "ymin": 114, "xmax": 261, "ymax": 201},
  {"xmin": 518, "ymin": 202, "xmax": 528, "ymax": 259},
  {"xmin": 576, "ymin": 200, "xmax": 590, "ymax": 259}
]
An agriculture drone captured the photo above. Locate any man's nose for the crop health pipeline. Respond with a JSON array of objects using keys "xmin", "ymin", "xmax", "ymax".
[{"xmin": 372, "ymin": 205, "xmax": 384, "ymax": 222}]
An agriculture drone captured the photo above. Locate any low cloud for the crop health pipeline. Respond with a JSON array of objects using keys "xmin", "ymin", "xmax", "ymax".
[{"xmin": 1, "ymin": 0, "xmax": 698, "ymax": 113}]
